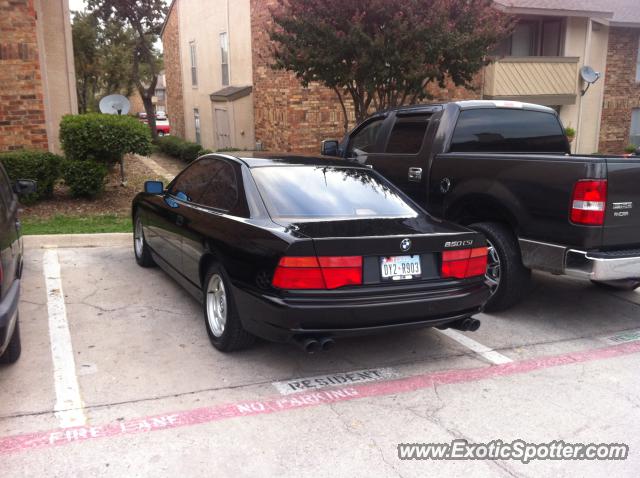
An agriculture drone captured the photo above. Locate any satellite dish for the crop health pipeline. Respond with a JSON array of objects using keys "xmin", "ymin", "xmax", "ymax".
[
  {"xmin": 580, "ymin": 66, "xmax": 600, "ymax": 84},
  {"xmin": 579, "ymin": 66, "xmax": 600, "ymax": 96},
  {"xmin": 99, "ymin": 94, "xmax": 131, "ymax": 115}
]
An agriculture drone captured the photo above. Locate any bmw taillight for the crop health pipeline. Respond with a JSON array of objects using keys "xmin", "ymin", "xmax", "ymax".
[
  {"xmin": 441, "ymin": 247, "xmax": 488, "ymax": 279},
  {"xmin": 570, "ymin": 180, "xmax": 607, "ymax": 226},
  {"xmin": 272, "ymin": 256, "xmax": 363, "ymax": 290}
]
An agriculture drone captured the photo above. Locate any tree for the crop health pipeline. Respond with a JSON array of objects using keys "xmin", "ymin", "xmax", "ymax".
[
  {"xmin": 87, "ymin": 0, "xmax": 166, "ymax": 138},
  {"xmin": 72, "ymin": 11, "xmax": 136, "ymax": 113},
  {"xmin": 270, "ymin": 0, "xmax": 514, "ymax": 131},
  {"xmin": 72, "ymin": 12, "xmax": 100, "ymax": 114}
]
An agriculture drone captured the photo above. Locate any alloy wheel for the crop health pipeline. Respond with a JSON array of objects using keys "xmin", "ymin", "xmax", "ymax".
[
  {"xmin": 485, "ymin": 240, "xmax": 501, "ymax": 294},
  {"xmin": 206, "ymin": 274, "xmax": 227, "ymax": 337}
]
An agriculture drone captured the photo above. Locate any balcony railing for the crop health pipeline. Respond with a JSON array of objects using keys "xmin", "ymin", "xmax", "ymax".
[{"xmin": 483, "ymin": 57, "xmax": 580, "ymax": 106}]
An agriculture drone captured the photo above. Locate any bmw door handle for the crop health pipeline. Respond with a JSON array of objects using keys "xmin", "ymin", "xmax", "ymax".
[
  {"xmin": 408, "ymin": 167, "xmax": 422, "ymax": 182},
  {"xmin": 176, "ymin": 215, "xmax": 184, "ymax": 226}
]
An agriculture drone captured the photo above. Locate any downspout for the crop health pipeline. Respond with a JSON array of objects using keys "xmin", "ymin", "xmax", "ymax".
[{"xmin": 576, "ymin": 17, "xmax": 593, "ymax": 154}]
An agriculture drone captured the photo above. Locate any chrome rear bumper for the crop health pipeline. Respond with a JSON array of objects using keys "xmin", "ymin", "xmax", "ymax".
[{"xmin": 565, "ymin": 249, "xmax": 640, "ymax": 281}]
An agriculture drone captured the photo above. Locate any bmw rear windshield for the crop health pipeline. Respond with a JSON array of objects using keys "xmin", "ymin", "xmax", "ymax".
[{"xmin": 251, "ymin": 166, "xmax": 418, "ymax": 221}]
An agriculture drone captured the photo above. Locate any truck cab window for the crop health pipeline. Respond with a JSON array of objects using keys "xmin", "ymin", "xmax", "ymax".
[
  {"xmin": 450, "ymin": 109, "xmax": 568, "ymax": 153},
  {"xmin": 385, "ymin": 115, "xmax": 431, "ymax": 154},
  {"xmin": 347, "ymin": 118, "xmax": 384, "ymax": 156}
]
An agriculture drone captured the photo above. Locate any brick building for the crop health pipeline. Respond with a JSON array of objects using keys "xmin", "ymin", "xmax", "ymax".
[
  {"xmin": 162, "ymin": 0, "xmax": 640, "ymax": 155},
  {"xmin": 0, "ymin": 0, "xmax": 77, "ymax": 154}
]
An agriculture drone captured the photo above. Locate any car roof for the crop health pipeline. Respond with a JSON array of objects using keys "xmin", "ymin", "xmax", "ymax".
[
  {"xmin": 374, "ymin": 100, "xmax": 555, "ymax": 116},
  {"xmin": 212, "ymin": 153, "xmax": 368, "ymax": 169}
]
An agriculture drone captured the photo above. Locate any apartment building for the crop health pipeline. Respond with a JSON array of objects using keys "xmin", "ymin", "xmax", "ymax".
[
  {"xmin": 0, "ymin": 0, "xmax": 78, "ymax": 154},
  {"xmin": 163, "ymin": 0, "xmax": 640, "ymax": 155}
]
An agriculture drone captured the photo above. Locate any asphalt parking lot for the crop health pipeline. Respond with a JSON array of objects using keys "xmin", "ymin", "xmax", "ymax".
[{"xmin": 1, "ymin": 234, "xmax": 640, "ymax": 477}]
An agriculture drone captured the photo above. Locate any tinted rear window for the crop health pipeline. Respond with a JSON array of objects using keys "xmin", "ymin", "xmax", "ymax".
[
  {"xmin": 450, "ymin": 109, "xmax": 568, "ymax": 153},
  {"xmin": 251, "ymin": 166, "xmax": 417, "ymax": 221}
]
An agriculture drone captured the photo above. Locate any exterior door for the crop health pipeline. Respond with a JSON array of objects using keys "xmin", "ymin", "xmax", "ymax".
[{"xmin": 215, "ymin": 108, "xmax": 231, "ymax": 150}]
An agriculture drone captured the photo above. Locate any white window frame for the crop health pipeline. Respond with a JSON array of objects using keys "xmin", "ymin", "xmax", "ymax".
[
  {"xmin": 189, "ymin": 41, "xmax": 198, "ymax": 87},
  {"xmin": 220, "ymin": 32, "xmax": 229, "ymax": 86}
]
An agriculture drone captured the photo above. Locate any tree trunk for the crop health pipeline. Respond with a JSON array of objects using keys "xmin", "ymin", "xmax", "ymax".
[{"xmin": 140, "ymin": 88, "xmax": 157, "ymax": 140}]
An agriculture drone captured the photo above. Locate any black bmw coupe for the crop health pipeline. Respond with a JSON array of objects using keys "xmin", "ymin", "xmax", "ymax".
[{"xmin": 132, "ymin": 154, "xmax": 490, "ymax": 352}]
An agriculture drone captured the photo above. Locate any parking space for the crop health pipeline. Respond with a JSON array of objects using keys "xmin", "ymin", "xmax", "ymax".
[{"xmin": 2, "ymin": 236, "xmax": 640, "ymax": 476}]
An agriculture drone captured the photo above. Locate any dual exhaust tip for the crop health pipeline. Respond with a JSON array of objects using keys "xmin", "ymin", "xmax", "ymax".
[
  {"xmin": 295, "ymin": 337, "xmax": 335, "ymax": 354},
  {"xmin": 295, "ymin": 317, "xmax": 481, "ymax": 353}
]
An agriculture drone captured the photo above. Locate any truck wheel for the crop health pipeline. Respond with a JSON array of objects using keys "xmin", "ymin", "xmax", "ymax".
[
  {"xmin": 470, "ymin": 222, "xmax": 531, "ymax": 312},
  {"xmin": 0, "ymin": 315, "xmax": 21, "ymax": 365},
  {"xmin": 203, "ymin": 262, "xmax": 255, "ymax": 352},
  {"xmin": 591, "ymin": 279, "xmax": 640, "ymax": 291}
]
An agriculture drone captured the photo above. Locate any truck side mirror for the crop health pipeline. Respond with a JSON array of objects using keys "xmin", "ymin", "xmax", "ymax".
[
  {"xmin": 321, "ymin": 140, "xmax": 339, "ymax": 157},
  {"xmin": 13, "ymin": 179, "xmax": 37, "ymax": 196}
]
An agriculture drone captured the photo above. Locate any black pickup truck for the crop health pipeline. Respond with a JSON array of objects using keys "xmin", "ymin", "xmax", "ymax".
[{"xmin": 321, "ymin": 100, "xmax": 640, "ymax": 311}]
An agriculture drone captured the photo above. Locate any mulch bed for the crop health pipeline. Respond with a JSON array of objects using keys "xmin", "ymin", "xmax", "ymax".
[{"xmin": 20, "ymin": 154, "xmax": 179, "ymax": 220}]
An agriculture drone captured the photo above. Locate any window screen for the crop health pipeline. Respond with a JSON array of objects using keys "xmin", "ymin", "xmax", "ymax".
[
  {"xmin": 385, "ymin": 115, "xmax": 430, "ymax": 154},
  {"xmin": 450, "ymin": 109, "xmax": 568, "ymax": 153},
  {"xmin": 189, "ymin": 42, "xmax": 197, "ymax": 86}
]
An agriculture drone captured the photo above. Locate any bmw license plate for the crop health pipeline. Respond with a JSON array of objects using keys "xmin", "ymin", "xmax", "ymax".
[{"xmin": 380, "ymin": 255, "xmax": 421, "ymax": 280}]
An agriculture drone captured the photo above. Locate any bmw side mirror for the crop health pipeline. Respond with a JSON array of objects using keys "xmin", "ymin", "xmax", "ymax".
[
  {"xmin": 144, "ymin": 180, "xmax": 164, "ymax": 194},
  {"xmin": 634, "ymin": 147, "xmax": 640, "ymax": 156},
  {"xmin": 321, "ymin": 140, "xmax": 339, "ymax": 157},
  {"xmin": 13, "ymin": 179, "xmax": 37, "ymax": 195}
]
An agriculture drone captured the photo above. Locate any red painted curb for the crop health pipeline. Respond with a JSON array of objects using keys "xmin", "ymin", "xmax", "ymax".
[{"xmin": 2, "ymin": 340, "xmax": 640, "ymax": 455}]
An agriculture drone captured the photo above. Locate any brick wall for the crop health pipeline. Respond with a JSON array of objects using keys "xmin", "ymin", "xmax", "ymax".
[
  {"xmin": 0, "ymin": 0, "xmax": 48, "ymax": 152},
  {"xmin": 162, "ymin": 1, "xmax": 185, "ymax": 139},
  {"xmin": 250, "ymin": 0, "xmax": 479, "ymax": 154},
  {"xmin": 599, "ymin": 27, "xmax": 640, "ymax": 154}
]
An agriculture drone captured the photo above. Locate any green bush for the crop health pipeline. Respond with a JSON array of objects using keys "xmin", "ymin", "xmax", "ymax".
[
  {"xmin": 156, "ymin": 136, "xmax": 186, "ymax": 158},
  {"xmin": 624, "ymin": 144, "xmax": 638, "ymax": 154},
  {"xmin": 60, "ymin": 113, "xmax": 152, "ymax": 164},
  {"xmin": 180, "ymin": 142, "xmax": 204, "ymax": 162},
  {"xmin": 0, "ymin": 150, "xmax": 62, "ymax": 203},
  {"xmin": 156, "ymin": 136, "xmax": 208, "ymax": 162},
  {"xmin": 62, "ymin": 160, "xmax": 108, "ymax": 198}
]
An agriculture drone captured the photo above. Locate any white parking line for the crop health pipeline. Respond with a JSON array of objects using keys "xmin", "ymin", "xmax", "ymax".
[
  {"xmin": 436, "ymin": 328, "xmax": 513, "ymax": 365},
  {"xmin": 43, "ymin": 249, "xmax": 86, "ymax": 428}
]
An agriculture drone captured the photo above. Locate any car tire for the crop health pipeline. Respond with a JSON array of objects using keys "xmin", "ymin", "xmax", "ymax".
[
  {"xmin": 203, "ymin": 262, "xmax": 255, "ymax": 352},
  {"xmin": 157, "ymin": 131, "xmax": 165, "ymax": 137},
  {"xmin": 133, "ymin": 214, "xmax": 156, "ymax": 268},
  {"xmin": 470, "ymin": 222, "xmax": 531, "ymax": 312},
  {"xmin": 0, "ymin": 315, "xmax": 21, "ymax": 365},
  {"xmin": 591, "ymin": 279, "xmax": 640, "ymax": 291}
]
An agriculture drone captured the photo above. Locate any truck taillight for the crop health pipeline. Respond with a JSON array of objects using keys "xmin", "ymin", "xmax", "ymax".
[
  {"xmin": 441, "ymin": 247, "xmax": 488, "ymax": 279},
  {"xmin": 272, "ymin": 256, "xmax": 363, "ymax": 290},
  {"xmin": 571, "ymin": 180, "xmax": 607, "ymax": 226}
]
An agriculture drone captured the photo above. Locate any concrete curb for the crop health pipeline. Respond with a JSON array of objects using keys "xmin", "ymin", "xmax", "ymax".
[{"xmin": 23, "ymin": 233, "xmax": 131, "ymax": 249}]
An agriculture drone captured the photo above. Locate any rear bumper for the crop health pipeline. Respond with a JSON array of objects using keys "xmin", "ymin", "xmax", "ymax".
[
  {"xmin": 565, "ymin": 249, "xmax": 640, "ymax": 281},
  {"xmin": 519, "ymin": 238, "xmax": 640, "ymax": 281},
  {"xmin": 0, "ymin": 279, "xmax": 20, "ymax": 355},
  {"xmin": 232, "ymin": 279, "xmax": 490, "ymax": 343}
]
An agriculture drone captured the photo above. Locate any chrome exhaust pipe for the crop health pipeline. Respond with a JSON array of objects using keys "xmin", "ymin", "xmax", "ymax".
[
  {"xmin": 442, "ymin": 318, "xmax": 481, "ymax": 332},
  {"xmin": 295, "ymin": 337, "xmax": 321, "ymax": 353},
  {"xmin": 319, "ymin": 337, "xmax": 335, "ymax": 351}
]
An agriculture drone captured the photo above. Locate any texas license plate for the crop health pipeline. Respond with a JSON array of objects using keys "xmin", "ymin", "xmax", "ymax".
[{"xmin": 380, "ymin": 255, "xmax": 421, "ymax": 280}]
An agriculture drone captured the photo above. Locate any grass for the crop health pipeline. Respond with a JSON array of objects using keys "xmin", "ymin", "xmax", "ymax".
[{"xmin": 21, "ymin": 214, "xmax": 132, "ymax": 235}]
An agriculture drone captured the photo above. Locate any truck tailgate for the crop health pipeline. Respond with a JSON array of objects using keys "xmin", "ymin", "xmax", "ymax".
[{"xmin": 603, "ymin": 157, "xmax": 640, "ymax": 248}]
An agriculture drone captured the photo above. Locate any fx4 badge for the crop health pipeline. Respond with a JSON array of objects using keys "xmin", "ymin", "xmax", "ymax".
[{"xmin": 444, "ymin": 240, "xmax": 474, "ymax": 248}]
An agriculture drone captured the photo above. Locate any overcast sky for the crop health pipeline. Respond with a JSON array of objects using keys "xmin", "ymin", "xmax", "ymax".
[{"xmin": 69, "ymin": 0, "xmax": 86, "ymax": 13}]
